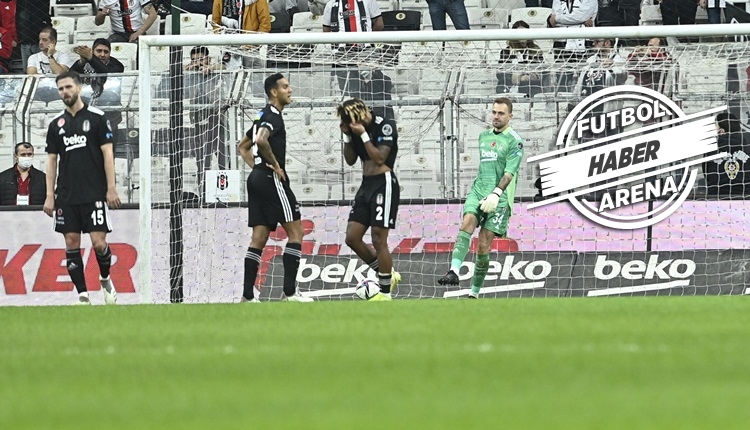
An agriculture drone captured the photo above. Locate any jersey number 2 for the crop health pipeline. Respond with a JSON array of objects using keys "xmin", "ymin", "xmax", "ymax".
[{"xmin": 375, "ymin": 206, "xmax": 383, "ymax": 221}]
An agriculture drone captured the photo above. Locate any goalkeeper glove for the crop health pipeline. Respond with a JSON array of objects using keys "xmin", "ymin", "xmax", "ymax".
[{"xmin": 479, "ymin": 187, "xmax": 503, "ymax": 213}]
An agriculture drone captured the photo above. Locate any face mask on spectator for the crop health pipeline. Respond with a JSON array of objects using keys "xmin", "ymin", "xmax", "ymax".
[{"xmin": 17, "ymin": 157, "xmax": 34, "ymax": 170}]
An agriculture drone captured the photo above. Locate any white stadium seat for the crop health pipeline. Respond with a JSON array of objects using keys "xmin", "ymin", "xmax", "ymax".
[
  {"xmin": 111, "ymin": 43, "xmax": 139, "ymax": 71},
  {"xmin": 510, "ymin": 7, "xmax": 552, "ymax": 28}
]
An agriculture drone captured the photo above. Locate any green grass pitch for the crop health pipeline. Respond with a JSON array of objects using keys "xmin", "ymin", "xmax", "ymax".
[{"xmin": 2, "ymin": 297, "xmax": 749, "ymax": 429}]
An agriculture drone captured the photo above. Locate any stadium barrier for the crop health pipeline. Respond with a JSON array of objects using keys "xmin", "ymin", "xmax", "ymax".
[{"xmin": 2, "ymin": 202, "xmax": 748, "ymax": 305}]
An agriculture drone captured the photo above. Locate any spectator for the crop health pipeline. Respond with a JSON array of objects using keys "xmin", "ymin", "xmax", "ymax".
[
  {"xmin": 96, "ymin": 0, "xmax": 158, "ymax": 43},
  {"xmin": 0, "ymin": 0, "xmax": 16, "ymax": 73},
  {"xmin": 548, "ymin": 0, "xmax": 599, "ymax": 90},
  {"xmin": 322, "ymin": 0, "xmax": 384, "ymax": 93},
  {"xmin": 703, "ymin": 112, "xmax": 750, "ymax": 196},
  {"xmin": 496, "ymin": 20, "xmax": 545, "ymax": 98},
  {"xmin": 580, "ymin": 38, "xmax": 626, "ymax": 98},
  {"xmin": 425, "ymin": 0, "xmax": 470, "ymax": 30},
  {"xmin": 322, "ymin": 0, "xmax": 383, "ymax": 34},
  {"xmin": 0, "ymin": 142, "xmax": 46, "ymax": 206},
  {"xmin": 626, "ymin": 37, "xmax": 670, "ymax": 92},
  {"xmin": 526, "ymin": 0, "xmax": 553, "ymax": 6},
  {"xmin": 212, "ymin": 0, "xmax": 271, "ymax": 67},
  {"xmin": 346, "ymin": 69, "xmax": 395, "ymax": 119},
  {"xmin": 15, "ymin": 1, "xmax": 50, "ymax": 72},
  {"xmin": 71, "ymin": 38, "xmax": 125, "ymax": 136},
  {"xmin": 212, "ymin": 0, "xmax": 272, "ymax": 33},
  {"xmin": 700, "ymin": 0, "xmax": 725, "ymax": 24},
  {"xmin": 579, "ymin": 38, "xmax": 625, "ymax": 132},
  {"xmin": 658, "ymin": 0, "xmax": 698, "ymax": 26},
  {"xmin": 26, "ymin": 27, "xmax": 75, "ymax": 75},
  {"xmin": 185, "ymin": 46, "xmax": 230, "ymax": 197}
]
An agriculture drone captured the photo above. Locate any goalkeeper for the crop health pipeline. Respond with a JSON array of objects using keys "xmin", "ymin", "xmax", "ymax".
[{"xmin": 437, "ymin": 97, "xmax": 524, "ymax": 298}]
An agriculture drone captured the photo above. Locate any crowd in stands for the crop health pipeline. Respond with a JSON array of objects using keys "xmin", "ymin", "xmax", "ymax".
[
  {"xmin": 0, "ymin": 1, "xmax": 736, "ymax": 74},
  {"xmin": 0, "ymin": 0, "xmax": 748, "ymax": 201}
]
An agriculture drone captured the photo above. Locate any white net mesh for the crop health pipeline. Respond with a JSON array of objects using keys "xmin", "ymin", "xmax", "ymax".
[{"xmin": 138, "ymin": 23, "xmax": 750, "ymax": 303}]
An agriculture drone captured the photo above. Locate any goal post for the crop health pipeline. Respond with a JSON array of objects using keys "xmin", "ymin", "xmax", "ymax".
[{"xmin": 137, "ymin": 23, "xmax": 750, "ymax": 303}]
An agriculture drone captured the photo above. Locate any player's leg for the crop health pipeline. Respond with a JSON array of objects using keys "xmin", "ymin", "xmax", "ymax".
[
  {"xmin": 469, "ymin": 206, "xmax": 511, "ymax": 298},
  {"xmin": 345, "ymin": 183, "xmax": 381, "ymax": 275},
  {"xmin": 368, "ymin": 172, "xmax": 400, "ymax": 299},
  {"xmin": 369, "ymin": 225, "xmax": 395, "ymax": 299},
  {"xmin": 345, "ymin": 221, "xmax": 378, "ymax": 270},
  {"xmin": 63, "ymin": 232, "xmax": 88, "ymax": 304},
  {"xmin": 279, "ymin": 219, "xmax": 312, "ymax": 301},
  {"xmin": 438, "ymin": 191, "xmax": 481, "ymax": 285},
  {"xmin": 85, "ymin": 201, "xmax": 116, "ymax": 304},
  {"xmin": 469, "ymin": 227, "xmax": 496, "ymax": 299},
  {"xmin": 242, "ymin": 225, "xmax": 270, "ymax": 302},
  {"xmin": 243, "ymin": 170, "xmax": 273, "ymax": 302},
  {"xmin": 56, "ymin": 204, "xmax": 88, "ymax": 304}
]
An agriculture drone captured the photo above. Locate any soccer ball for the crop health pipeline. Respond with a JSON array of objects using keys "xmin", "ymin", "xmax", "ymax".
[{"xmin": 355, "ymin": 278, "xmax": 380, "ymax": 300}]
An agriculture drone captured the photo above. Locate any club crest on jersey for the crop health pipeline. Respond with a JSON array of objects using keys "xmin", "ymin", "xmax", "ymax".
[
  {"xmin": 376, "ymin": 193, "xmax": 383, "ymax": 205},
  {"xmin": 491, "ymin": 141, "xmax": 496, "ymax": 147},
  {"xmin": 57, "ymin": 118, "xmax": 65, "ymax": 127},
  {"xmin": 381, "ymin": 124, "xmax": 393, "ymax": 136},
  {"xmin": 83, "ymin": 120, "xmax": 91, "ymax": 132}
]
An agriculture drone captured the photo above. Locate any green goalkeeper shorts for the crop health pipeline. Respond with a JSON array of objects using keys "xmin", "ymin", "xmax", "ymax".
[{"xmin": 463, "ymin": 188, "xmax": 511, "ymax": 237}]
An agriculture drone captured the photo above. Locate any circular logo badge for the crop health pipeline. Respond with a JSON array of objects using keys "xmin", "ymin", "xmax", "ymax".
[{"xmin": 529, "ymin": 86, "xmax": 725, "ymax": 230}]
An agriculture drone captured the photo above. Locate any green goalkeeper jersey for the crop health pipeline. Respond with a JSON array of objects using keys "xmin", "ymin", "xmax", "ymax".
[{"xmin": 472, "ymin": 126, "xmax": 524, "ymax": 209}]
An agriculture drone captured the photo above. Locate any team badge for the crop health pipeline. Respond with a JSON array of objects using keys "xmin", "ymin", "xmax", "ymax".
[
  {"xmin": 376, "ymin": 193, "xmax": 383, "ymax": 205},
  {"xmin": 57, "ymin": 118, "xmax": 65, "ymax": 127},
  {"xmin": 83, "ymin": 120, "xmax": 90, "ymax": 132},
  {"xmin": 57, "ymin": 208, "xmax": 63, "ymax": 215},
  {"xmin": 517, "ymin": 141, "xmax": 524, "ymax": 150},
  {"xmin": 491, "ymin": 141, "xmax": 496, "ymax": 147},
  {"xmin": 724, "ymin": 159, "xmax": 740, "ymax": 180},
  {"xmin": 217, "ymin": 172, "xmax": 229, "ymax": 190},
  {"xmin": 381, "ymin": 124, "xmax": 393, "ymax": 136}
]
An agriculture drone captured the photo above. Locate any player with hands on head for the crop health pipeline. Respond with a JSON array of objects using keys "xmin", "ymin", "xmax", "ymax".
[
  {"xmin": 437, "ymin": 98, "xmax": 524, "ymax": 299},
  {"xmin": 237, "ymin": 73, "xmax": 312, "ymax": 303},
  {"xmin": 338, "ymin": 98, "xmax": 401, "ymax": 301},
  {"xmin": 43, "ymin": 71, "xmax": 121, "ymax": 305}
]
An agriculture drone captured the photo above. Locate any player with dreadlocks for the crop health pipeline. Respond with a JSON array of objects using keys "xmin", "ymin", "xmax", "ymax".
[{"xmin": 338, "ymin": 98, "xmax": 401, "ymax": 301}]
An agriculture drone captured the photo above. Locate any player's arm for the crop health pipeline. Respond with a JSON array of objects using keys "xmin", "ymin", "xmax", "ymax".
[
  {"xmin": 238, "ymin": 134, "xmax": 255, "ymax": 168},
  {"xmin": 43, "ymin": 153, "xmax": 57, "ymax": 217},
  {"xmin": 340, "ymin": 122, "xmax": 357, "ymax": 166},
  {"xmin": 480, "ymin": 138, "xmax": 524, "ymax": 213},
  {"xmin": 254, "ymin": 127, "xmax": 286, "ymax": 181},
  {"xmin": 101, "ymin": 143, "xmax": 121, "ymax": 208},
  {"xmin": 349, "ymin": 122, "xmax": 389, "ymax": 165}
]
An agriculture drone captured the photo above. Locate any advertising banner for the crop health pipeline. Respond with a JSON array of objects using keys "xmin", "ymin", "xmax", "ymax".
[
  {"xmin": 570, "ymin": 250, "xmax": 750, "ymax": 297},
  {"xmin": 2, "ymin": 201, "xmax": 749, "ymax": 305}
]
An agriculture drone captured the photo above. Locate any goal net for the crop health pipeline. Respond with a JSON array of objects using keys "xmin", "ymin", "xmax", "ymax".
[{"xmin": 136, "ymin": 21, "xmax": 750, "ymax": 303}]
